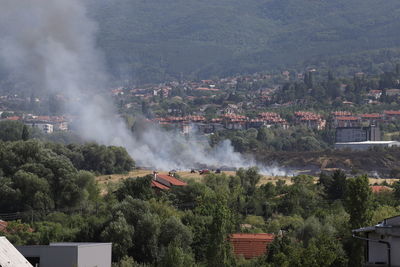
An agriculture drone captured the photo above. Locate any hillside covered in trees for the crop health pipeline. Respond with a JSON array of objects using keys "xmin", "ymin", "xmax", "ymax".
[{"xmin": 87, "ymin": 0, "xmax": 400, "ymax": 82}]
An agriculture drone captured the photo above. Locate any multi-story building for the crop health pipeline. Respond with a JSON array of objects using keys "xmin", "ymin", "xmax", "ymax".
[
  {"xmin": 335, "ymin": 125, "xmax": 381, "ymax": 143},
  {"xmin": 25, "ymin": 123, "xmax": 54, "ymax": 134}
]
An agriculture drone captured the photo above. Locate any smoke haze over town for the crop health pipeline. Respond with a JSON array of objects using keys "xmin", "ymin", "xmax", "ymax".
[{"xmin": 0, "ymin": 0, "xmax": 288, "ymax": 175}]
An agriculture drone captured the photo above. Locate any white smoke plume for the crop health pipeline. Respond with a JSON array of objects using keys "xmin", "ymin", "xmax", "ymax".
[{"xmin": 0, "ymin": 0, "xmax": 289, "ymax": 176}]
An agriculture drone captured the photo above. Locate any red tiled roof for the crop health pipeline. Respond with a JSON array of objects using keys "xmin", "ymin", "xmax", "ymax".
[
  {"xmin": 360, "ymin": 114, "xmax": 381, "ymax": 119},
  {"xmin": 229, "ymin": 233, "xmax": 275, "ymax": 259},
  {"xmin": 336, "ymin": 116, "xmax": 359, "ymax": 121},
  {"xmin": 369, "ymin": 90, "xmax": 382, "ymax": 94},
  {"xmin": 384, "ymin": 110, "xmax": 400, "ymax": 115},
  {"xmin": 5, "ymin": 116, "xmax": 21, "ymax": 121},
  {"xmin": 156, "ymin": 174, "xmax": 187, "ymax": 186},
  {"xmin": 151, "ymin": 180, "xmax": 170, "ymax": 190},
  {"xmin": 370, "ymin": 185, "xmax": 393, "ymax": 193}
]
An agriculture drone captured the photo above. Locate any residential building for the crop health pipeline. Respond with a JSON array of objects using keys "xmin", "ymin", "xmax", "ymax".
[
  {"xmin": 224, "ymin": 104, "xmax": 242, "ymax": 115},
  {"xmin": 17, "ymin": 242, "xmax": 112, "ymax": 267},
  {"xmin": 353, "ymin": 215, "xmax": 400, "ymax": 267},
  {"xmin": 294, "ymin": 111, "xmax": 326, "ymax": 130},
  {"xmin": 229, "ymin": 233, "xmax": 275, "ymax": 259},
  {"xmin": 335, "ymin": 126, "xmax": 380, "ymax": 143},
  {"xmin": 153, "ymin": 173, "xmax": 187, "ymax": 188},
  {"xmin": 331, "ymin": 111, "xmax": 353, "ymax": 117},
  {"xmin": 25, "ymin": 123, "xmax": 53, "ymax": 134},
  {"xmin": 384, "ymin": 110, "xmax": 400, "ymax": 121},
  {"xmin": 360, "ymin": 114, "xmax": 382, "ymax": 126},
  {"xmin": 385, "ymin": 89, "xmax": 400, "ymax": 97},
  {"xmin": 370, "ymin": 185, "xmax": 393, "ymax": 194},
  {"xmin": 333, "ymin": 116, "xmax": 361, "ymax": 128},
  {"xmin": 367, "ymin": 90, "xmax": 382, "ymax": 100}
]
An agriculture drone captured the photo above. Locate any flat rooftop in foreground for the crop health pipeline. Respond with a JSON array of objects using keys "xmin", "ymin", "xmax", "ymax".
[
  {"xmin": 335, "ymin": 141, "xmax": 400, "ymax": 145},
  {"xmin": 335, "ymin": 140, "xmax": 400, "ymax": 151}
]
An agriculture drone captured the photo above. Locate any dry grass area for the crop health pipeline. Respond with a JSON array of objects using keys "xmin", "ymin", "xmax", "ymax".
[
  {"xmin": 96, "ymin": 169, "xmax": 399, "ymax": 194},
  {"xmin": 369, "ymin": 178, "xmax": 400, "ymax": 185},
  {"xmin": 96, "ymin": 169, "xmax": 292, "ymax": 185}
]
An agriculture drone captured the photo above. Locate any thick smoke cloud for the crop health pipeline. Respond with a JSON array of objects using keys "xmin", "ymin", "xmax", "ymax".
[{"xmin": 0, "ymin": 0, "xmax": 289, "ymax": 176}]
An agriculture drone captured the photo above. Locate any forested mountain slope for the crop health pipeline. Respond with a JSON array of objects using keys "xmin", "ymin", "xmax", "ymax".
[{"xmin": 88, "ymin": 0, "xmax": 400, "ymax": 82}]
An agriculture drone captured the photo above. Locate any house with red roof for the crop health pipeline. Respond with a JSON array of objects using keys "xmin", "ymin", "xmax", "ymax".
[
  {"xmin": 367, "ymin": 90, "xmax": 382, "ymax": 99},
  {"xmin": 294, "ymin": 111, "xmax": 326, "ymax": 130},
  {"xmin": 370, "ymin": 185, "xmax": 393, "ymax": 194},
  {"xmin": 4, "ymin": 116, "xmax": 21, "ymax": 121},
  {"xmin": 153, "ymin": 173, "xmax": 187, "ymax": 188},
  {"xmin": 333, "ymin": 116, "xmax": 361, "ymax": 128},
  {"xmin": 151, "ymin": 180, "xmax": 170, "ymax": 190},
  {"xmin": 229, "ymin": 233, "xmax": 275, "ymax": 259},
  {"xmin": 331, "ymin": 111, "xmax": 352, "ymax": 117},
  {"xmin": 384, "ymin": 110, "xmax": 400, "ymax": 121},
  {"xmin": 385, "ymin": 89, "xmax": 400, "ymax": 97},
  {"xmin": 360, "ymin": 114, "xmax": 382, "ymax": 124}
]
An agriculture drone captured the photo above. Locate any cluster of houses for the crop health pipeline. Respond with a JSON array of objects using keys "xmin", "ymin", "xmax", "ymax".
[
  {"xmin": 294, "ymin": 111, "xmax": 326, "ymax": 130},
  {"xmin": 152, "ymin": 112, "xmax": 289, "ymax": 134},
  {"xmin": 150, "ymin": 109, "xmax": 400, "ymax": 137},
  {"xmin": 0, "ymin": 114, "xmax": 69, "ymax": 134},
  {"xmin": 331, "ymin": 110, "xmax": 400, "ymax": 128}
]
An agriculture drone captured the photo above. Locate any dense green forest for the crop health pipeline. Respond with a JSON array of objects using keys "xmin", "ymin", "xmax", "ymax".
[{"xmin": 86, "ymin": 0, "xmax": 400, "ymax": 83}]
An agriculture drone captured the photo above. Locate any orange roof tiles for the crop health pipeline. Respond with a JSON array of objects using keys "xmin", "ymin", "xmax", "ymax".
[
  {"xmin": 151, "ymin": 180, "xmax": 170, "ymax": 190},
  {"xmin": 336, "ymin": 116, "xmax": 359, "ymax": 121},
  {"xmin": 384, "ymin": 110, "xmax": 400, "ymax": 115},
  {"xmin": 360, "ymin": 114, "xmax": 382, "ymax": 119},
  {"xmin": 229, "ymin": 233, "xmax": 275, "ymax": 259},
  {"xmin": 369, "ymin": 90, "xmax": 382, "ymax": 94},
  {"xmin": 370, "ymin": 185, "xmax": 393, "ymax": 193},
  {"xmin": 156, "ymin": 174, "xmax": 187, "ymax": 186},
  {"xmin": 5, "ymin": 116, "xmax": 21, "ymax": 121}
]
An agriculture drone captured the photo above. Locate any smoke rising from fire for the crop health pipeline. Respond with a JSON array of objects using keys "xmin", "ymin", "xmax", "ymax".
[{"xmin": 0, "ymin": 0, "xmax": 289, "ymax": 176}]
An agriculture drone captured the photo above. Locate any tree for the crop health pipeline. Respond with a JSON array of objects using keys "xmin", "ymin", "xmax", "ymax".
[
  {"xmin": 344, "ymin": 175, "xmax": 372, "ymax": 229},
  {"xmin": 344, "ymin": 175, "xmax": 372, "ymax": 267},
  {"xmin": 101, "ymin": 212, "xmax": 134, "ymax": 261},
  {"xmin": 0, "ymin": 121, "xmax": 24, "ymax": 141},
  {"xmin": 115, "ymin": 175, "xmax": 154, "ymax": 201},
  {"xmin": 160, "ymin": 242, "xmax": 196, "ymax": 267},
  {"xmin": 21, "ymin": 125, "xmax": 30, "ymax": 141},
  {"xmin": 301, "ymin": 234, "xmax": 347, "ymax": 267},
  {"xmin": 237, "ymin": 167, "xmax": 261, "ymax": 197},
  {"xmin": 319, "ymin": 170, "xmax": 347, "ymax": 201},
  {"xmin": 196, "ymin": 193, "xmax": 235, "ymax": 267},
  {"xmin": 159, "ymin": 217, "xmax": 192, "ymax": 250}
]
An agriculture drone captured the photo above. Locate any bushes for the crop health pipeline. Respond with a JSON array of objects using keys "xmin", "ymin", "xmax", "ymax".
[
  {"xmin": 46, "ymin": 142, "xmax": 135, "ymax": 174},
  {"xmin": 0, "ymin": 140, "xmax": 129, "ymax": 212}
]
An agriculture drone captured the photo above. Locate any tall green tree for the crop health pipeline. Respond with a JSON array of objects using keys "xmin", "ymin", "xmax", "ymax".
[
  {"xmin": 196, "ymin": 193, "xmax": 235, "ymax": 267},
  {"xmin": 344, "ymin": 175, "xmax": 372, "ymax": 267},
  {"xmin": 21, "ymin": 125, "xmax": 30, "ymax": 141},
  {"xmin": 344, "ymin": 175, "xmax": 372, "ymax": 229}
]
